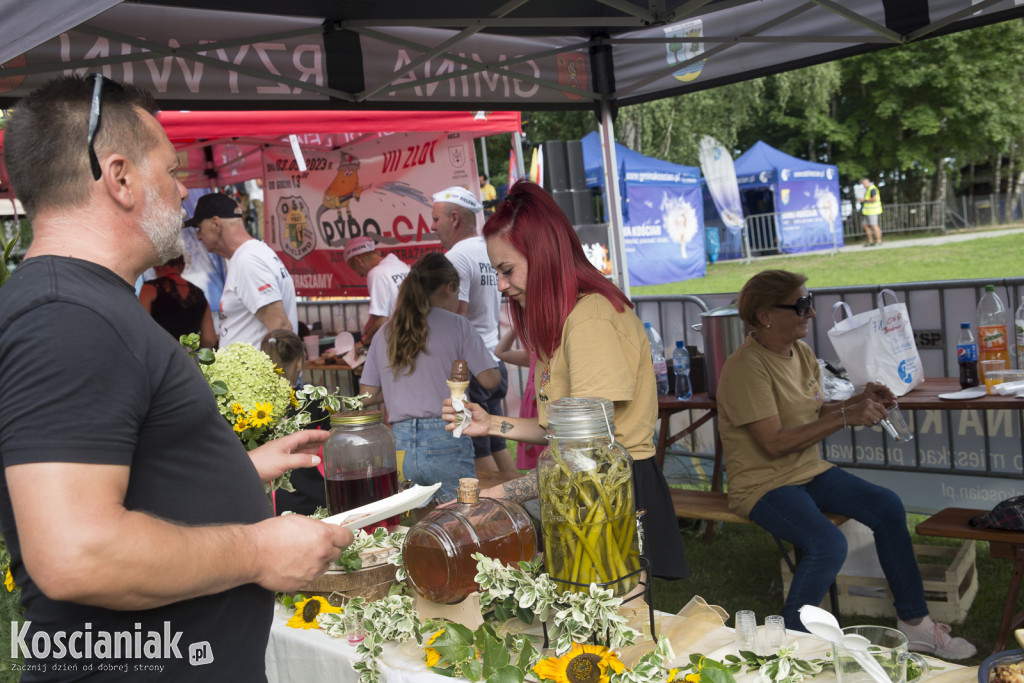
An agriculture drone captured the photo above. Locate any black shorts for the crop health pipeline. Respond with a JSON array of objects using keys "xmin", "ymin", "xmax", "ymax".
[{"xmin": 468, "ymin": 360, "xmax": 509, "ymax": 458}]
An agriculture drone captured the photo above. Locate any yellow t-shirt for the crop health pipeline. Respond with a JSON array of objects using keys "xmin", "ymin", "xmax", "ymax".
[
  {"xmin": 534, "ymin": 293, "xmax": 657, "ymax": 461},
  {"xmin": 716, "ymin": 334, "xmax": 833, "ymax": 517}
]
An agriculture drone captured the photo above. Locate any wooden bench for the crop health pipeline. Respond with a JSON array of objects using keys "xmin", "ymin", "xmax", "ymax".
[
  {"xmin": 671, "ymin": 488, "xmax": 847, "ymax": 615},
  {"xmin": 916, "ymin": 507, "xmax": 1024, "ymax": 652},
  {"xmin": 670, "ymin": 488, "xmax": 848, "ymax": 530}
]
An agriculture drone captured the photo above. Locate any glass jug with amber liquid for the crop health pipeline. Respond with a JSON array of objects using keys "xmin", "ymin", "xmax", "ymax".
[{"xmin": 402, "ymin": 478, "xmax": 536, "ymax": 604}]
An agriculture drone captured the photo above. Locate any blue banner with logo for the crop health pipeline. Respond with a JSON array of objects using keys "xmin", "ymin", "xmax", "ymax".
[
  {"xmin": 622, "ymin": 183, "xmax": 705, "ymax": 286},
  {"xmin": 777, "ymin": 180, "xmax": 843, "ymax": 253}
]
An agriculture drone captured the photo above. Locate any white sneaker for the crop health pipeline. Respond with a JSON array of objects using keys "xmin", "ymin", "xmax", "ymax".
[{"xmin": 897, "ymin": 618, "xmax": 976, "ymax": 660}]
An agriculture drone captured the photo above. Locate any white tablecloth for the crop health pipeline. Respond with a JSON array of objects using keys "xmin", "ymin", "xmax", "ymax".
[{"xmin": 265, "ymin": 600, "xmax": 974, "ymax": 683}]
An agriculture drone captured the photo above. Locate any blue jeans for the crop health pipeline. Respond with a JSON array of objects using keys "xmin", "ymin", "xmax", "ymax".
[
  {"xmin": 392, "ymin": 417, "xmax": 474, "ymax": 502},
  {"xmin": 468, "ymin": 361, "xmax": 508, "ymax": 458},
  {"xmin": 749, "ymin": 467, "xmax": 928, "ymax": 631}
]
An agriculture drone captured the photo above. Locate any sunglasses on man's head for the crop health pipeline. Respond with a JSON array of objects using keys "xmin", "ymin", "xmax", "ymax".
[
  {"xmin": 87, "ymin": 73, "xmax": 125, "ymax": 181},
  {"xmin": 772, "ymin": 292, "xmax": 814, "ymax": 316}
]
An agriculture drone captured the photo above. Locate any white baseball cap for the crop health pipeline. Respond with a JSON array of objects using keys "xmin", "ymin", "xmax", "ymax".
[
  {"xmin": 343, "ymin": 235, "xmax": 376, "ymax": 262},
  {"xmin": 432, "ymin": 186, "xmax": 482, "ymax": 212}
]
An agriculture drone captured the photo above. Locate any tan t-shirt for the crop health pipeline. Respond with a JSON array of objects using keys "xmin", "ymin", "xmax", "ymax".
[
  {"xmin": 716, "ymin": 334, "xmax": 833, "ymax": 517},
  {"xmin": 534, "ymin": 293, "xmax": 657, "ymax": 461}
]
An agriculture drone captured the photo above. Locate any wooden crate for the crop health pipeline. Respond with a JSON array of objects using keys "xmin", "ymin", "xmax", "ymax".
[{"xmin": 780, "ymin": 541, "xmax": 977, "ymax": 623}]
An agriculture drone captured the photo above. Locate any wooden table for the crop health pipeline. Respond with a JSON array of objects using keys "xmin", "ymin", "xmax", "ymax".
[
  {"xmin": 888, "ymin": 377, "xmax": 1023, "ymax": 410},
  {"xmin": 304, "ymin": 361, "xmax": 358, "ymax": 395},
  {"xmin": 916, "ymin": 506, "xmax": 1024, "ymax": 652},
  {"xmin": 655, "ymin": 393, "xmax": 723, "ymax": 489}
]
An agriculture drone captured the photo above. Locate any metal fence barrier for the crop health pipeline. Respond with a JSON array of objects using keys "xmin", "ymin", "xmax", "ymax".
[{"xmin": 636, "ymin": 278, "xmax": 1024, "ymax": 512}]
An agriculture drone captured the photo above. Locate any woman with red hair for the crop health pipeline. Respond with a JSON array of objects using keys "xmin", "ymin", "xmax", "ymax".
[{"xmin": 443, "ymin": 180, "xmax": 687, "ymax": 581}]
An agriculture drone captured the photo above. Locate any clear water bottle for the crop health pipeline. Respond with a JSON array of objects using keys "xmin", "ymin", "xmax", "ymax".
[
  {"xmin": 672, "ymin": 341, "xmax": 692, "ymax": 400},
  {"xmin": 956, "ymin": 322, "xmax": 979, "ymax": 389},
  {"xmin": 644, "ymin": 322, "xmax": 670, "ymax": 396},
  {"xmin": 978, "ymin": 284, "xmax": 1009, "ymax": 382},
  {"xmin": 1016, "ymin": 300, "xmax": 1024, "ymax": 370},
  {"xmin": 644, "ymin": 322, "xmax": 670, "ymax": 395}
]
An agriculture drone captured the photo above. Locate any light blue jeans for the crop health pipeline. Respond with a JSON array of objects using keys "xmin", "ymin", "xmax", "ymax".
[
  {"xmin": 749, "ymin": 467, "xmax": 928, "ymax": 631},
  {"xmin": 392, "ymin": 417, "xmax": 474, "ymax": 502}
]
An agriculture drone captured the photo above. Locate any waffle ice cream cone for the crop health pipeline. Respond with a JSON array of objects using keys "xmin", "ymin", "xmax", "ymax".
[{"xmin": 446, "ymin": 380, "xmax": 470, "ymax": 402}]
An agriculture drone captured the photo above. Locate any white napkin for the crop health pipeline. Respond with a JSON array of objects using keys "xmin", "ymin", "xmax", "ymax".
[{"xmin": 451, "ymin": 394, "xmax": 472, "ymax": 438}]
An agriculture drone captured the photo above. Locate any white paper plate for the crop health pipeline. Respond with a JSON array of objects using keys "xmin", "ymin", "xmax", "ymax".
[
  {"xmin": 937, "ymin": 387, "xmax": 987, "ymax": 400},
  {"xmin": 321, "ymin": 483, "xmax": 442, "ymax": 531},
  {"xmin": 333, "ymin": 331, "xmax": 355, "ymax": 355}
]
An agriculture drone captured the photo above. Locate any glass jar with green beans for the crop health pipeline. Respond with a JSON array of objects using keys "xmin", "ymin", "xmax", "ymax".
[{"xmin": 538, "ymin": 397, "xmax": 640, "ymax": 596}]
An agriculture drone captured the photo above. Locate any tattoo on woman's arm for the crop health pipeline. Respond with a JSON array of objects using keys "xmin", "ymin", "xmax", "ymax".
[
  {"xmin": 501, "ymin": 473, "xmax": 540, "ymax": 503},
  {"xmin": 499, "ymin": 421, "xmax": 514, "ymax": 434}
]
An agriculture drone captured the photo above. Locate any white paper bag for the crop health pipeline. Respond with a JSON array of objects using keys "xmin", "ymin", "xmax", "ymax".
[{"xmin": 826, "ymin": 289, "xmax": 924, "ymax": 396}]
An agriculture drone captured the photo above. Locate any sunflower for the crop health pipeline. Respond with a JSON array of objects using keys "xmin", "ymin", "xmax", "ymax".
[
  {"xmin": 233, "ymin": 415, "xmax": 249, "ymax": 433},
  {"xmin": 667, "ymin": 668, "xmax": 679, "ymax": 682},
  {"xmin": 231, "ymin": 402, "xmax": 245, "ymax": 415},
  {"xmin": 424, "ymin": 629, "xmax": 445, "ymax": 667},
  {"xmin": 286, "ymin": 596, "xmax": 341, "ymax": 629},
  {"xmin": 248, "ymin": 402, "xmax": 274, "ymax": 428},
  {"xmin": 533, "ymin": 643, "xmax": 625, "ymax": 683},
  {"xmin": 290, "ymin": 389, "xmax": 299, "ymax": 409},
  {"xmin": 4, "ymin": 566, "xmax": 14, "ymax": 592},
  {"xmin": 685, "ymin": 656, "xmax": 706, "ymax": 683}
]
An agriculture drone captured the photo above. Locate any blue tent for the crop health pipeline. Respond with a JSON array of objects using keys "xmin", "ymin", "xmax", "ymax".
[
  {"xmin": 733, "ymin": 141, "xmax": 842, "ymax": 254},
  {"xmin": 580, "ymin": 131, "xmax": 705, "ymax": 286}
]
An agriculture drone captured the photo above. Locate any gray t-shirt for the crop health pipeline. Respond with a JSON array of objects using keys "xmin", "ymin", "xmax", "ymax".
[{"xmin": 361, "ymin": 308, "xmax": 497, "ymax": 422}]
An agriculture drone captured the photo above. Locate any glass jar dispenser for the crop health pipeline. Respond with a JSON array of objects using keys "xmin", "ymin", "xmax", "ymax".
[
  {"xmin": 538, "ymin": 396, "xmax": 640, "ymax": 596},
  {"xmin": 322, "ymin": 410, "xmax": 399, "ymax": 528}
]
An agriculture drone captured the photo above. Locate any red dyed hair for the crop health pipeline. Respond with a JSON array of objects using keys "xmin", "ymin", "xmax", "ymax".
[{"xmin": 483, "ymin": 180, "xmax": 631, "ymax": 359}]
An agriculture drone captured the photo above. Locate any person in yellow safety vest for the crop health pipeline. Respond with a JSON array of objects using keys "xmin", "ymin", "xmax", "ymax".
[
  {"xmin": 860, "ymin": 177, "xmax": 883, "ymax": 247},
  {"xmin": 479, "ymin": 172, "xmax": 498, "ymax": 216}
]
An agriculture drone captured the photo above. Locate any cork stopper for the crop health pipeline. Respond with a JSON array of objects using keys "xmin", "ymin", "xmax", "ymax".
[{"xmin": 457, "ymin": 477, "xmax": 480, "ymax": 504}]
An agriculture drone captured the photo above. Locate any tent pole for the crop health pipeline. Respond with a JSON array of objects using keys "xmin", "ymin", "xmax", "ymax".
[
  {"xmin": 513, "ymin": 131, "xmax": 527, "ymax": 180},
  {"xmin": 479, "ymin": 137, "xmax": 490, "ymax": 180},
  {"xmin": 598, "ymin": 101, "xmax": 630, "ymax": 297}
]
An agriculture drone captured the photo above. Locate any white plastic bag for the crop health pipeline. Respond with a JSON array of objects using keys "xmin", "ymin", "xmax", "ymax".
[{"xmin": 826, "ymin": 289, "xmax": 924, "ymax": 397}]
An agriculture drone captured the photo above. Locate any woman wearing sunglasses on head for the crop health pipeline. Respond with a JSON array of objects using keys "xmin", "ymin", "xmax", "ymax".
[{"xmin": 715, "ymin": 269, "xmax": 975, "ymax": 659}]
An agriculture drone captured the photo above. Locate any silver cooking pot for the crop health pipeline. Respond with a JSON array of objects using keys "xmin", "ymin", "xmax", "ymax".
[{"xmin": 692, "ymin": 304, "xmax": 748, "ymax": 399}]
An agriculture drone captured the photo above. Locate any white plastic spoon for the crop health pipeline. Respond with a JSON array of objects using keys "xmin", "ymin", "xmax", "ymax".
[{"xmin": 798, "ymin": 606, "xmax": 892, "ymax": 683}]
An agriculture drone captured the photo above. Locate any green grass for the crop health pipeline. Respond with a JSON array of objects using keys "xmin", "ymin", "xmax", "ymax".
[
  {"xmin": 652, "ymin": 518, "xmax": 1010, "ymax": 668},
  {"xmin": 634, "ymin": 229, "xmax": 1024, "ymax": 296}
]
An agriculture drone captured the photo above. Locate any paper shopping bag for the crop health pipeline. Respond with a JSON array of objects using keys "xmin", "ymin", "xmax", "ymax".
[{"xmin": 826, "ymin": 289, "xmax": 924, "ymax": 396}]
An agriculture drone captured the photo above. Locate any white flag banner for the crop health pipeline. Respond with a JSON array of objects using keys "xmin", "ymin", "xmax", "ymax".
[{"xmin": 698, "ymin": 136, "xmax": 745, "ymax": 232}]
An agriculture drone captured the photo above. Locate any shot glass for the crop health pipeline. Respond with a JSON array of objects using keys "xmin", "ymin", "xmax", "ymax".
[
  {"xmin": 879, "ymin": 405, "xmax": 913, "ymax": 442},
  {"xmin": 764, "ymin": 615, "xmax": 787, "ymax": 653},
  {"xmin": 344, "ymin": 609, "xmax": 365, "ymax": 645},
  {"xmin": 734, "ymin": 609, "xmax": 757, "ymax": 652}
]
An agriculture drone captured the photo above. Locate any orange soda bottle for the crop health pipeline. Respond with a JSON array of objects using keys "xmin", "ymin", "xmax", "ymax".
[{"xmin": 977, "ymin": 284, "xmax": 1009, "ymax": 383}]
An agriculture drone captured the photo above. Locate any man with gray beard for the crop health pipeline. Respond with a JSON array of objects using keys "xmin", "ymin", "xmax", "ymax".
[
  {"xmin": 186, "ymin": 193, "xmax": 298, "ymax": 348},
  {"xmin": 0, "ymin": 75, "xmax": 352, "ymax": 681}
]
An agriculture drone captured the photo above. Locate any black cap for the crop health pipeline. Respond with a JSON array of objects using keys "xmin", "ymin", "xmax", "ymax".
[{"xmin": 184, "ymin": 193, "xmax": 242, "ymax": 227}]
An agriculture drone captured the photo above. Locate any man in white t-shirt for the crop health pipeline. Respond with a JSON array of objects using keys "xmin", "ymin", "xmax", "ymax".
[
  {"xmin": 431, "ymin": 186, "xmax": 514, "ymax": 472},
  {"xmin": 344, "ymin": 235, "xmax": 410, "ymax": 350},
  {"xmin": 187, "ymin": 193, "xmax": 297, "ymax": 348}
]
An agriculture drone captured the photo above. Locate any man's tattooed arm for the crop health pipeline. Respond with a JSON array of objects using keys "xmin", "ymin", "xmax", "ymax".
[{"xmin": 500, "ymin": 471, "xmax": 540, "ymax": 503}]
